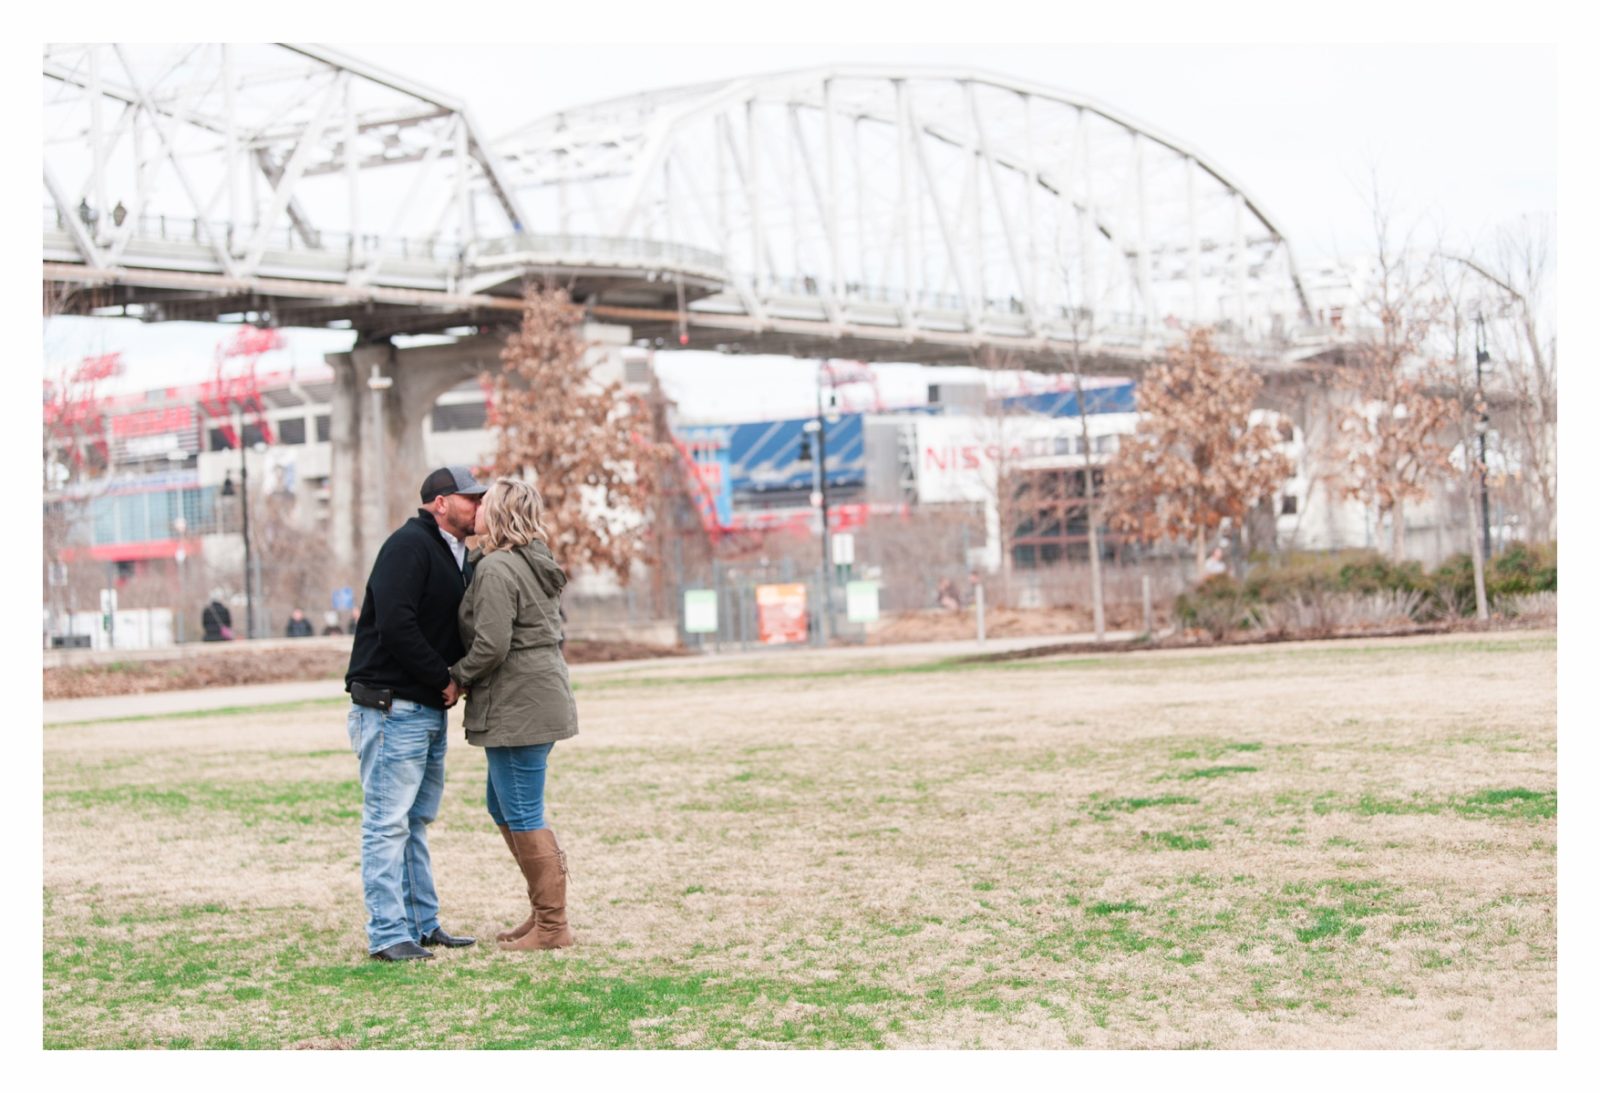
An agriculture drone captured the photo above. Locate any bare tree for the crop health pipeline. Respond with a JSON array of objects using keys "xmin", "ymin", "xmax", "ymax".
[
  {"xmin": 1104, "ymin": 328, "xmax": 1293, "ymax": 576},
  {"xmin": 42, "ymin": 340, "xmax": 120, "ymax": 642},
  {"xmin": 638, "ymin": 360, "xmax": 715, "ymax": 616},
  {"xmin": 487, "ymin": 286, "xmax": 675, "ymax": 583},
  {"xmin": 255, "ymin": 484, "xmax": 333, "ymax": 629},
  {"xmin": 1442, "ymin": 216, "xmax": 1556, "ymax": 543},
  {"xmin": 1051, "ymin": 307, "xmax": 1107, "ymax": 640}
]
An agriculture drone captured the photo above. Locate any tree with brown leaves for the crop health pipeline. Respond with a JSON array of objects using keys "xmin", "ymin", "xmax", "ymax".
[
  {"xmin": 1332, "ymin": 361, "xmax": 1456, "ymax": 561},
  {"xmin": 1328, "ymin": 201, "xmax": 1459, "ymax": 562},
  {"xmin": 486, "ymin": 287, "xmax": 674, "ymax": 583},
  {"xmin": 1104, "ymin": 328, "xmax": 1292, "ymax": 575}
]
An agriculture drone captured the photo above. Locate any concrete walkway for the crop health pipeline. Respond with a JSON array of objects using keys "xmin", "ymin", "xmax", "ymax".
[
  {"xmin": 42, "ymin": 629, "xmax": 1136, "ymax": 725},
  {"xmin": 43, "ymin": 679, "xmax": 348, "ymax": 725}
]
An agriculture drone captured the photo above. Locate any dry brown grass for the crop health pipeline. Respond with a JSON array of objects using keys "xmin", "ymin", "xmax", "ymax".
[{"xmin": 42, "ymin": 630, "xmax": 1556, "ymax": 1049}]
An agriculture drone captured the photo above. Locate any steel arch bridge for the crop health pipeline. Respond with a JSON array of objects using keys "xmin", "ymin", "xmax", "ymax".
[{"xmin": 43, "ymin": 44, "xmax": 1327, "ymax": 370}]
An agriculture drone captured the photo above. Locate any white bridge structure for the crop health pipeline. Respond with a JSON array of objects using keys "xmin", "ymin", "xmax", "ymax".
[
  {"xmin": 44, "ymin": 42, "xmax": 1330, "ymax": 370},
  {"xmin": 43, "ymin": 43, "xmax": 1342, "ymax": 577}
]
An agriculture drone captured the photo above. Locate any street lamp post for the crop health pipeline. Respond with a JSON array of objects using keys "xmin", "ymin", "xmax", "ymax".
[
  {"xmin": 1475, "ymin": 315, "xmax": 1493, "ymax": 563},
  {"xmin": 809, "ymin": 360, "xmax": 837, "ymax": 644},
  {"xmin": 802, "ymin": 417, "xmax": 828, "ymax": 645},
  {"xmin": 173, "ymin": 515, "xmax": 187, "ymax": 644},
  {"xmin": 239, "ymin": 432, "xmax": 255, "ymax": 639},
  {"xmin": 221, "ymin": 420, "xmax": 255, "ymax": 640},
  {"xmin": 167, "ymin": 448, "xmax": 190, "ymax": 644}
]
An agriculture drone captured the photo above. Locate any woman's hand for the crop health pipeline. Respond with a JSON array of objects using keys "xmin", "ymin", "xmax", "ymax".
[{"xmin": 443, "ymin": 679, "xmax": 464, "ymax": 708}]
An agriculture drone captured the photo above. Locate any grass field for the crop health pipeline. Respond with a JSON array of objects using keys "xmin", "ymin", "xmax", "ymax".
[{"xmin": 41, "ymin": 630, "xmax": 1557, "ymax": 1049}]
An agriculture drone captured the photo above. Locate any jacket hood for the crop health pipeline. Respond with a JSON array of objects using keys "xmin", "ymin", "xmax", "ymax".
[{"xmin": 511, "ymin": 539, "xmax": 567, "ymax": 597}]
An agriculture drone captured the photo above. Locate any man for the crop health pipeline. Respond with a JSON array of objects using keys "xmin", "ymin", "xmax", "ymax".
[
  {"xmin": 285, "ymin": 608, "xmax": 314, "ymax": 638},
  {"xmin": 345, "ymin": 466, "xmax": 487, "ymax": 962}
]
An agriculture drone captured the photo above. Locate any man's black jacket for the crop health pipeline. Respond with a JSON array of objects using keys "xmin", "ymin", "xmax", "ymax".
[{"xmin": 345, "ymin": 509, "xmax": 473, "ymax": 709}]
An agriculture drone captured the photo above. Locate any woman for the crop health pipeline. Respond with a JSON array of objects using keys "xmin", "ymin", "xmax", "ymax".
[{"xmin": 448, "ymin": 477, "xmax": 578, "ymax": 951}]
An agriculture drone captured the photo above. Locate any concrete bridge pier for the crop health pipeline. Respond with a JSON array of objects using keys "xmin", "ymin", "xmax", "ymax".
[
  {"xmin": 326, "ymin": 336, "xmax": 502, "ymax": 589},
  {"xmin": 325, "ymin": 323, "xmax": 634, "ymax": 591}
]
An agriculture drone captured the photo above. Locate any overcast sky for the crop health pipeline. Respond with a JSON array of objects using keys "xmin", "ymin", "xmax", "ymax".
[{"xmin": 41, "ymin": 42, "xmax": 1558, "ymax": 420}]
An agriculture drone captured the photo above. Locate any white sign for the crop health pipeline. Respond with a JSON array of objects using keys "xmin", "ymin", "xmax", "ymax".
[
  {"xmin": 913, "ymin": 414, "xmax": 1137, "ymax": 504},
  {"xmin": 846, "ymin": 580, "xmax": 880, "ymax": 623},
  {"xmin": 830, "ymin": 532, "xmax": 855, "ymax": 566},
  {"xmin": 683, "ymin": 589, "xmax": 718, "ymax": 634}
]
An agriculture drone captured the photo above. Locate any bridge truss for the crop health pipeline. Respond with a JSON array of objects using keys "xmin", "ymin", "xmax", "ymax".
[{"xmin": 45, "ymin": 46, "xmax": 1326, "ymax": 370}]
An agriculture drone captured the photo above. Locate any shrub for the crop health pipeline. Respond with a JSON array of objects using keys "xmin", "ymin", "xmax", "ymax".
[
  {"xmin": 1431, "ymin": 541, "xmax": 1557, "ymax": 615},
  {"xmin": 1334, "ymin": 554, "xmax": 1430, "ymax": 597},
  {"xmin": 1174, "ymin": 575, "xmax": 1257, "ymax": 639},
  {"xmin": 1172, "ymin": 544, "xmax": 1554, "ymax": 639},
  {"xmin": 1491, "ymin": 541, "xmax": 1557, "ymax": 596},
  {"xmin": 1254, "ymin": 589, "xmax": 1427, "ymax": 638},
  {"xmin": 1499, "ymin": 592, "xmax": 1557, "ymax": 623}
]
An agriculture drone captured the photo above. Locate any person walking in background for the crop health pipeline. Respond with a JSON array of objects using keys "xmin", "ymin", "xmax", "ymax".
[
  {"xmin": 285, "ymin": 608, "xmax": 314, "ymax": 638},
  {"xmin": 1204, "ymin": 546, "xmax": 1228, "ymax": 578},
  {"xmin": 344, "ymin": 466, "xmax": 488, "ymax": 962},
  {"xmin": 449, "ymin": 477, "xmax": 579, "ymax": 952},
  {"xmin": 201, "ymin": 592, "xmax": 233, "ymax": 641}
]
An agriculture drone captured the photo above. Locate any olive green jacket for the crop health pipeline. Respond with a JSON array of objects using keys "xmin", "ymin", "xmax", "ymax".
[{"xmin": 449, "ymin": 539, "xmax": 579, "ymax": 747}]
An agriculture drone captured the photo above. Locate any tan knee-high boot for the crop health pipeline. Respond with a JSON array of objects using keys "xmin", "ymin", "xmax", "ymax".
[
  {"xmin": 501, "ymin": 828, "xmax": 575, "ymax": 951},
  {"xmin": 495, "ymin": 824, "xmax": 537, "ymax": 943}
]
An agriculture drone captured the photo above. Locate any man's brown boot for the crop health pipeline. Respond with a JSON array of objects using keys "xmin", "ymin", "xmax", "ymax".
[
  {"xmin": 501, "ymin": 828, "xmax": 575, "ymax": 951},
  {"xmin": 495, "ymin": 824, "xmax": 537, "ymax": 943}
]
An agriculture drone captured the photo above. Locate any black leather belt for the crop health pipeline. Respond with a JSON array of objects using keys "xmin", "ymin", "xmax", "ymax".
[{"xmin": 350, "ymin": 681, "xmax": 394, "ymax": 712}]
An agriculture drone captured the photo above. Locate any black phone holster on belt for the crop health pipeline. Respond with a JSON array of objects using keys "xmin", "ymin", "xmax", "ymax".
[{"xmin": 350, "ymin": 681, "xmax": 394, "ymax": 712}]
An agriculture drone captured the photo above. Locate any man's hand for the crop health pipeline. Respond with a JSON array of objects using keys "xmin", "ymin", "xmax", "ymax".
[{"xmin": 443, "ymin": 679, "xmax": 463, "ymax": 709}]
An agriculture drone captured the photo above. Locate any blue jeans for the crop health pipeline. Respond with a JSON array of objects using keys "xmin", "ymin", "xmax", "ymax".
[
  {"xmin": 347, "ymin": 700, "xmax": 447, "ymax": 953},
  {"xmin": 484, "ymin": 743, "xmax": 555, "ymax": 831}
]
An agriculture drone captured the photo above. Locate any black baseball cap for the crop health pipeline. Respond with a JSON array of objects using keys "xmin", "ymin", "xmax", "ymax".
[{"xmin": 420, "ymin": 465, "xmax": 490, "ymax": 503}]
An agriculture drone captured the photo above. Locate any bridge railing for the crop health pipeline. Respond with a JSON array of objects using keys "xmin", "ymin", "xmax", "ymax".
[
  {"xmin": 471, "ymin": 232, "xmax": 728, "ymax": 275},
  {"xmin": 46, "ymin": 205, "xmax": 742, "ymax": 281},
  {"xmin": 44, "ymin": 207, "xmax": 469, "ymax": 267}
]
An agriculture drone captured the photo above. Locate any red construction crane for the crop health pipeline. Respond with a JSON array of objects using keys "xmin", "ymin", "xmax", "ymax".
[{"xmin": 200, "ymin": 326, "xmax": 283, "ymax": 446}]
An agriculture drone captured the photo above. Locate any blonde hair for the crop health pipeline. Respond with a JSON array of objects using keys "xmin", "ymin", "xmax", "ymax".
[{"xmin": 478, "ymin": 477, "xmax": 549, "ymax": 554}]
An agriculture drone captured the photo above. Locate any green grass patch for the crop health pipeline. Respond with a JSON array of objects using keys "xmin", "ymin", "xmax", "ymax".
[
  {"xmin": 47, "ymin": 779, "xmax": 363, "ymax": 826},
  {"xmin": 1319, "ymin": 787, "xmax": 1556, "ymax": 821},
  {"xmin": 1148, "ymin": 832, "xmax": 1212, "ymax": 851},
  {"xmin": 1459, "ymin": 788, "xmax": 1556, "ymax": 820},
  {"xmin": 43, "ymin": 924, "xmax": 925, "ymax": 1048},
  {"xmin": 1096, "ymin": 795, "xmax": 1199, "ymax": 812},
  {"xmin": 1178, "ymin": 766, "xmax": 1258, "ymax": 781}
]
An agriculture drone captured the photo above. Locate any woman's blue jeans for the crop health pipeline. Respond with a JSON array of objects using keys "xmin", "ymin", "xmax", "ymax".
[{"xmin": 485, "ymin": 742, "xmax": 555, "ymax": 831}]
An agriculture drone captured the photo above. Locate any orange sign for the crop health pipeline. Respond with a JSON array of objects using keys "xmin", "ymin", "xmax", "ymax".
[{"xmin": 755, "ymin": 583, "xmax": 809, "ymax": 645}]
